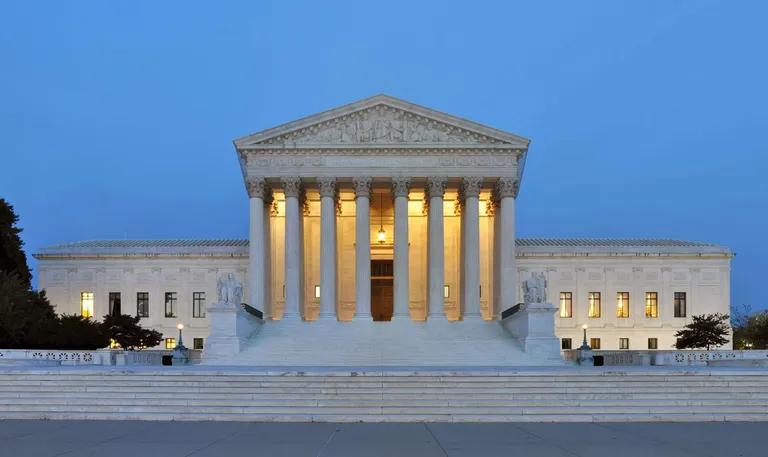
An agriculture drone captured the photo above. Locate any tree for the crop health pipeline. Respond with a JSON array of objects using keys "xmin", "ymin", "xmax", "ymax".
[
  {"xmin": 674, "ymin": 313, "xmax": 731, "ymax": 350},
  {"xmin": 51, "ymin": 314, "xmax": 110, "ymax": 350},
  {"xmin": 0, "ymin": 271, "xmax": 58, "ymax": 348},
  {"xmin": 735, "ymin": 310, "xmax": 768, "ymax": 349},
  {"xmin": 102, "ymin": 314, "xmax": 163, "ymax": 350},
  {"xmin": 0, "ymin": 199, "xmax": 32, "ymax": 288}
]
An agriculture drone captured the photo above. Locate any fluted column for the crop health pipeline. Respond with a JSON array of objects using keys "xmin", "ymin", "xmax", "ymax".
[
  {"xmin": 282, "ymin": 177, "xmax": 303, "ymax": 319},
  {"xmin": 246, "ymin": 177, "xmax": 272, "ymax": 315},
  {"xmin": 493, "ymin": 177, "xmax": 518, "ymax": 318},
  {"xmin": 461, "ymin": 177, "xmax": 483, "ymax": 319},
  {"xmin": 427, "ymin": 177, "xmax": 447, "ymax": 319},
  {"xmin": 392, "ymin": 177, "xmax": 410, "ymax": 320},
  {"xmin": 353, "ymin": 177, "xmax": 372, "ymax": 320},
  {"xmin": 318, "ymin": 177, "xmax": 337, "ymax": 319}
]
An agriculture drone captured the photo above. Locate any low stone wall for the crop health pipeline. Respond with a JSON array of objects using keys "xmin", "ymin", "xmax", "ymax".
[
  {"xmin": 563, "ymin": 349, "xmax": 768, "ymax": 366},
  {"xmin": 0, "ymin": 349, "xmax": 203, "ymax": 366}
]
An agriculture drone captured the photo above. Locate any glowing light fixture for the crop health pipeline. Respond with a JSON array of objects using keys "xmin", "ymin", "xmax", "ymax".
[{"xmin": 377, "ymin": 193, "xmax": 386, "ymax": 244}]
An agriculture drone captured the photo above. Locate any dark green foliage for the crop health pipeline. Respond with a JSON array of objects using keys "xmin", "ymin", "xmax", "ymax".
[
  {"xmin": 0, "ymin": 272, "xmax": 57, "ymax": 348},
  {"xmin": 52, "ymin": 314, "xmax": 110, "ymax": 350},
  {"xmin": 102, "ymin": 314, "xmax": 163, "ymax": 350},
  {"xmin": 0, "ymin": 199, "xmax": 32, "ymax": 287},
  {"xmin": 732, "ymin": 305, "xmax": 768, "ymax": 349},
  {"xmin": 674, "ymin": 313, "xmax": 731, "ymax": 350}
]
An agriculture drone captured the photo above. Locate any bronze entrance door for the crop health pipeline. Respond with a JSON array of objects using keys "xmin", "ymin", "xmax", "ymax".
[{"xmin": 371, "ymin": 260, "xmax": 393, "ymax": 321}]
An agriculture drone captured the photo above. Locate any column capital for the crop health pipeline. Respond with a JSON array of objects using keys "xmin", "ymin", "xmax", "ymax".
[
  {"xmin": 281, "ymin": 177, "xmax": 303, "ymax": 198},
  {"xmin": 246, "ymin": 177, "xmax": 270, "ymax": 199},
  {"xmin": 494, "ymin": 177, "xmax": 519, "ymax": 199},
  {"xmin": 426, "ymin": 176, "xmax": 447, "ymax": 198},
  {"xmin": 352, "ymin": 176, "xmax": 372, "ymax": 198},
  {"xmin": 391, "ymin": 176, "xmax": 411, "ymax": 198},
  {"xmin": 317, "ymin": 177, "xmax": 337, "ymax": 198},
  {"xmin": 461, "ymin": 177, "xmax": 483, "ymax": 199}
]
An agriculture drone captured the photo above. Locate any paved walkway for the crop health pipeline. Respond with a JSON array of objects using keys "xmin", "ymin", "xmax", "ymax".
[{"xmin": 1, "ymin": 420, "xmax": 766, "ymax": 456}]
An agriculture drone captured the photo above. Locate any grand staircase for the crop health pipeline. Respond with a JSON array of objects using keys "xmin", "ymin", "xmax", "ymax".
[{"xmin": 1, "ymin": 367, "xmax": 767, "ymax": 422}]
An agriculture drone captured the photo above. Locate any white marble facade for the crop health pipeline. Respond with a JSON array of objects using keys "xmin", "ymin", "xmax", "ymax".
[{"xmin": 34, "ymin": 95, "xmax": 734, "ymax": 358}]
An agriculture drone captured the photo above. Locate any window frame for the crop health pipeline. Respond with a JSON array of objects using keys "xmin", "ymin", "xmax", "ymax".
[
  {"xmin": 648, "ymin": 338, "xmax": 658, "ymax": 350},
  {"xmin": 561, "ymin": 338, "xmax": 572, "ymax": 350},
  {"xmin": 619, "ymin": 337, "xmax": 630, "ymax": 350},
  {"xmin": 588, "ymin": 292, "xmax": 601, "ymax": 318},
  {"xmin": 80, "ymin": 292, "xmax": 94, "ymax": 318},
  {"xmin": 108, "ymin": 292, "xmax": 121, "ymax": 317},
  {"xmin": 192, "ymin": 292, "xmax": 206, "ymax": 318},
  {"xmin": 193, "ymin": 338, "xmax": 204, "ymax": 350},
  {"xmin": 590, "ymin": 337, "xmax": 601, "ymax": 350},
  {"xmin": 165, "ymin": 338, "xmax": 176, "ymax": 350},
  {"xmin": 559, "ymin": 292, "xmax": 573, "ymax": 318},
  {"xmin": 164, "ymin": 292, "xmax": 178, "ymax": 318},
  {"xmin": 137, "ymin": 292, "xmax": 149, "ymax": 318},
  {"xmin": 645, "ymin": 292, "xmax": 658, "ymax": 318},
  {"xmin": 616, "ymin": 292, "xmax": 630, "ymax": 318},
  {"xmin": 674, "ymin": 292, "xmax": 687, "ymax": 318}
]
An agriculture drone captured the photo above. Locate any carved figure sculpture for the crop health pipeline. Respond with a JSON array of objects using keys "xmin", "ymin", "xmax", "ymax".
[
  {"xmin": 217, "ymin": 273, "xmax": 243, "ymax": 306},
  {"xmin": 522, "ymin": 272, "xmax": 547, "ymax": 304}
]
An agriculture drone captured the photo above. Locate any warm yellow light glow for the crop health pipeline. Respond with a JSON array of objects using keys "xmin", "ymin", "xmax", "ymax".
[
  {"xmin": 582, "ymin": 324, "xmax": 588, "ymax": 330},
  {"xmin": 80, "ymin": 292, "xmax": 94, "ymax": 318},
  {"xmin": 177, "ymin": 323, "xmax": 184, "ymax": 330},
  {"xmin": 314, "ymin": 285, "xmax": 321, "ymax": 299},
  {"xmin": 377, "ymin": 227, "xmax": 386, "ymax": 244}
]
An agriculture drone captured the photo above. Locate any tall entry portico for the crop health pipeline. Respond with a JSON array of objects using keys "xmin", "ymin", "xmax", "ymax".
[
  {"xmin": 203, "ymin": 94, "xmax": 562, "ymax": 366},
  {"xmin": 237, "ymin": 95, "xmax": 528, "ymax": 324}
]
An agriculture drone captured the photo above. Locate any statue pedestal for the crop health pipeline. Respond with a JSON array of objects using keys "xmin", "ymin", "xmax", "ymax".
[
  {"xmin": 204, "ymin": 303, "xmax": 263, "ymax": 360},
  {"xmin": 501, "ymin": 302, "xmax": 561, "ymax": 361}
]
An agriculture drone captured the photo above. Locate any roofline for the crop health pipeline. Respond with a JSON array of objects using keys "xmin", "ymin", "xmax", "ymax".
[{"xmin": 233, "ymin": 94, "xmax": 531, "ymax": 148}]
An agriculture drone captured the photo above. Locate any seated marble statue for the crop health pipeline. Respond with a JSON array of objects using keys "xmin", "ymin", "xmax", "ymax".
[
  {"xmin": 522, "ymin": 272, "xmax": 547, "ymax": 304},
  {"xmin": 216, "ymin": 273, "xmax": 243, "ymax": 306}
]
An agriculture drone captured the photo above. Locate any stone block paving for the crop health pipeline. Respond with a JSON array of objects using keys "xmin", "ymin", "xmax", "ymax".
[{"xmin": 1, "ymin": 420, "xmax": 767, "ymax": 457}]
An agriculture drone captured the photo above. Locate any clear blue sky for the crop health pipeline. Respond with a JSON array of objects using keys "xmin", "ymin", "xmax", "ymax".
[{"xmin": 1, "ymin": 1, "xmax": 766, "ymax": 309}]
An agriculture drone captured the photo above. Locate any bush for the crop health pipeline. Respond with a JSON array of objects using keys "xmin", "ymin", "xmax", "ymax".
[
  {"xmin": 102, "ymin": 314, "xmax": 163, "ymax": 350},
  {"xmin": 0, "ymin": 272, "xmax": 58, "ymax": 348},
  {"xmin": 674, "ymin": 313, "xmax": 731, "ymax": 350},
  {"xmin": 51, "ymin": 314, "xmax": 111, "ymax": 350}
]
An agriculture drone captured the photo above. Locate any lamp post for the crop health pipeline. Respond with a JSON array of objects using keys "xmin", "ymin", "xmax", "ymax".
[
  {"xmin": 172, "ymin": 323, "xmax": 189, "ymax": 365},
  {"xmin": 578, "ymin": 324, "xmax": 593, "ymax": 366}
]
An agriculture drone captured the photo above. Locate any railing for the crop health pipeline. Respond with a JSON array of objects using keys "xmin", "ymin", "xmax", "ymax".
[
  {"xmin": 562, "ymin": 349, "xmax": 768, "ymax": 366},
  {"xmin": 0, "ymin": 348, "xmax": 204, "ymax": 366}
]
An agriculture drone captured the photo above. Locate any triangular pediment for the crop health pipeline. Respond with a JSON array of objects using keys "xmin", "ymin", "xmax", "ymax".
[{"xmin": 234, "ymin": 94, "xmax": 529, "ymax": 148}]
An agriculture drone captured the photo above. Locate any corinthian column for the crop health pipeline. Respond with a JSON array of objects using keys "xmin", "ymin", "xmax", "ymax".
[
  {"xmin": 317, "ymin": 177, "xmax": 338, "ymax": 319},
  {"xmin": 461, "ymin": 177, "xmax": 482, "ymax": 320},
  {"xmin": 392, "ymin": 177, "xmax": 410, "ymax": 320},
  {"xmin": 246, "ymin": 177, "xmax": 271, "ymax": 315},
  {"xmin": 493, "ymin": 177, "xmax": 518, "ymax": 318},
  {"xmin": 282, "ymin": 177, "xmax": 303, "ymax": 320},
  {"xmin": 426, "ymin": 176, "xmax": 447, "ymax": 319},
  {"xmin": 353, "ymin": 177, "xmax": 372, "ymax": 320}
]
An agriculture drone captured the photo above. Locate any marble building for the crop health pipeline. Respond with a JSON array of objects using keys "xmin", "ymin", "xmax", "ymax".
[{"xmin": 33, "ymin": 95, "xmax": 733, "ymax": 363}]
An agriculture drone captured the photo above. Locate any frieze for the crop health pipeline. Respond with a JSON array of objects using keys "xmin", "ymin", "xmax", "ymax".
[{"xmin": 256, "ymin": 105, "xmax": 506, "ymax": 146}]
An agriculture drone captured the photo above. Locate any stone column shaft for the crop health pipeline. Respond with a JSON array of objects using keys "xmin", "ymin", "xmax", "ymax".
[
  {"xmin": 318, "ymin": 178, "xmax": 337, "ymax": 319},
  {"xmin": 353, "ymin": 177, "xmax": 372, "ymax": 320},
  {"xmin": 427, "ymin": 177, "xmax": 447, "ymax": 319},
  {"xmin": 461, "ymin": 177, "xmax": 482, "ymax": 319},
  {"xmin": 282, "ymin": 177, "xmax": 303, "ymax": 319},
  {"xmin": 494, "ymin": 177, "xmax": 518, "ymax": 317},
  {"xmin": 392, "ymin": 177, "xmax": 410, "ymax": 320},
  {"xmin": 247, "ymin": 177, "xmax": 269, "ymax": 314}
]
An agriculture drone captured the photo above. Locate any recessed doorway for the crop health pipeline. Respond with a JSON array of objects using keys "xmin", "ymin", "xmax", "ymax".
[{"xmin": 371, "ymin": 259, "xmax": 393, "ymax": 321}]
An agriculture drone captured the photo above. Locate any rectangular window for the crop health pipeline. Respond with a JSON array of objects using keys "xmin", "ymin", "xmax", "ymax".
[
  {"xmin": 314, "ymin": 285, "xmax": 321, "ymax": 299},
  {"xmin": 619, "ymin": 338, "xmax": 630, "ymax": 350},
  {"xmin": 165, "ymin": 338, "xmax": 176, "ymax": 350},
  {"xmin": 137, "ymin": 292, "xmax": 149, "ymax": 318},
  {"xmin": 193, "ymin": 338, "xmax": 204, "ymax": 350},
  {"xmin": 645, "ymin": 292, "xmax": 658, "ymax": 318},
  {"xmin": 648, "ymin": 338, "xmax": 658, "ymax": 350},
  {"xmin": 444, "ymin": 285, "xmax": 450, "ymax": 299},
  {"xmin": 674, "ymin": 292, "xmax": 687, "ymax": 317},
  {"xmin": 165, "ymin": 292, "xmax": 177, "ymax": 318},
  {"xmin": 80, "ymin": 292, "xmax": 94, "ymax": 318},
  {"xmin": 559, "ymin": 292, "xmax": 573, "ymax": 318},
  {"xmin": 590, "ymin": 337, "xmax": 601, "ymax": 349},
  {"xmin": 108, "ymin": 292, "xmax": 121, "ymax": 316},
  {"xmin": 192, "ymin": 292, "xmax": 206, "ymax": 318},
  {"xmin": 617, "ymin": 292, "xmax": 630, "ymax": 318},
  {"xmin": 588, "ymin": 292, "xmax": 601, "ymax": 318},
  {"xmin": 561, "ymin": 338, "xmax": 572, "ymax": 350}
]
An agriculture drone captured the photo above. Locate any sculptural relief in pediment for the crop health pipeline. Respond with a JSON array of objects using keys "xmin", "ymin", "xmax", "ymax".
[{"xmin": 258, "ymin": 105, "xmax": 505, "ymax": 146}]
